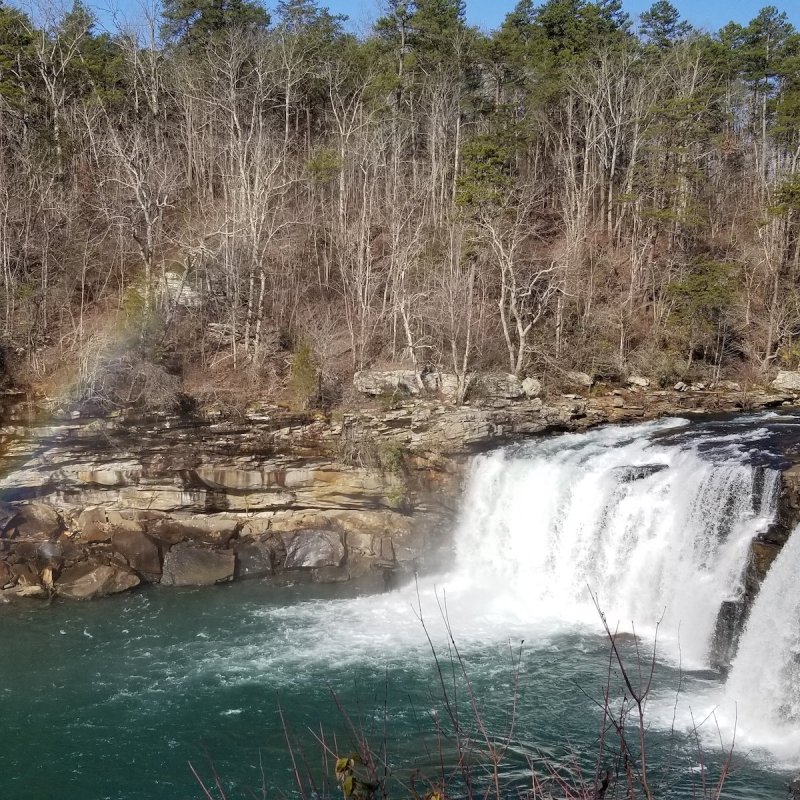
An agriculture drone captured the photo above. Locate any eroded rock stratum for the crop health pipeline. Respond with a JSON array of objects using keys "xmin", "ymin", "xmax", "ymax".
[{"xmin": 0, "ymin": 403, "xmax": 463, "ymax": 600}]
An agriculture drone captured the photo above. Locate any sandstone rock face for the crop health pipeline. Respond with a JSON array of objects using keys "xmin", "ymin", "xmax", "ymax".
[
  {"xmin": 772, "ymin": 370, "xmax": 800, "ymax": 392},
  {"xmin": 55, "ymin": 563, "xmax": 140, "ymax": 600},
  {"xmin": 149, "ymin": 516, "xmax": 238, "ymax": 546},
  {"xmin": 161, "ymin": 546, "xmax": 235, "ymax": 586},
  {"xmin": 353, "ymin": 370, "xmax": 420, "ymax": 396},
  {"xmin": 284, "ymin": 529, "xmax": 345, "ymax": 569},
  {"xmin": 762, "ymin": 464, "xmax": 800, "ymax": 550},
  {"xmin": 159, "ymin": 270, "xmax": 201, "ymax": 309},
  {"xmin": 709, "ymin": 599, "xmax": 747, "ymax": 673},
  {"xmin": 112, "ymin": 530, "xmax": 162, "ymax": 577},
  {"xmin": 711, "ymin": 464, "xmax": 800, "ymax": 669}
]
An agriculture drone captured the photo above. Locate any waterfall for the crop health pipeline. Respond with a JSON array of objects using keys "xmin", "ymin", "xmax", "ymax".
[
  {"xmin": 722, "ymin": 524, "xmax": 800, "ymax": 763},
  {"xmin": 453, "ymin": 418, "xmax": 779, "ymax": 667}
]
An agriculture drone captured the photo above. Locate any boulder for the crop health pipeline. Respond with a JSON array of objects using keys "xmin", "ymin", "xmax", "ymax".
[
  {"xmin": 627, "ymin": 375, "xmax": 650, "ymax": 388},
  {"xmin": 36, "ymin": 541, "xmax": 63, "ymax": 567},
  {"xmin": 75, "ymin": 506, "xmax": 108, "ymax": 538},
  {"xmin": 235, "ymin": 538, "xmax": 282, "ymax": 579},
  {"xmin": 11, "ymin": 503, "xmax": 61, "ymax": 541},
  {"xmin": 10, "ymin": 562, "xmax": 39, "ymax": 585},
  {"xmin": 565, "ymin": 371, "xmax": 593, "ymax": 388},
  {"xmin": 0, "ymin": 502, "xmax": 19, "ymax": 533},
  {"xmin": 2, "ymin": 584, "xmax": 47, "ymax": 599},
  {"xmin": 104, "ymin": 510, "xmax": 150, "ymax": 534},
  {"xmin": 353, "ymin": 370, "xmax": 420, "ymax": 396},
  {"xmin": 772, "ymin": 370, "xmax": 800, "ymax": 392},
  {"xmin": 521, "ymin": 377, "xmax": 542, "ymax": 398},
  {"xmin": 161, "ymin": 546, "xmax": 235, "ymax": 586},
  {"xmin": 111, "ymin": 530, "xmax": 161, "ymax": 577},
  {"xmin": 478, "ymin": 373, "xmax": 525, "ymax": 400},
  {"xmin": 674, "ymin": 381, "xmax": 689, "ymax": 392},
  {"xmin": 421, "ymin": 371, "xmax": 460, "ymax": 401},
  {"xmin": 74, "ymin": 506, "xmax": 111, "ymax": 542},
  {"xmin": 55, "ymin": 563, "xmax": 140, "ymax": 600},
  {"xmin": 284, "ymin": 529, "xmax": 345, "ymax": 569}
]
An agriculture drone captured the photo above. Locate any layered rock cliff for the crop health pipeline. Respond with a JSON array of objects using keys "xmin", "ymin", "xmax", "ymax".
[{"xmin": 0, "ymin": 404, "xmax": 460, "ymax": 600}]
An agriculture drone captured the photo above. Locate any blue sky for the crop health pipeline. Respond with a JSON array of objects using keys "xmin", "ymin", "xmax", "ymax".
[{"xmin": 87, "ymin": 0, "xmax": 800, "ymax": 37}]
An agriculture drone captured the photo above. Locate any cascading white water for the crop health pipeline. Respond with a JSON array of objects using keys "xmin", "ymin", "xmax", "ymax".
[
  {"xmin": 454, "ymin": 418, "xmax": 778, "ymax": 667},
  {"xmin": 720, "ymin": 524, "xmax": 800, "ymax": 763}
]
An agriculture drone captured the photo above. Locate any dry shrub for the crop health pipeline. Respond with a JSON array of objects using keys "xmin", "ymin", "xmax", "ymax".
[
  {"xmin": 181, "ymin": 360, "xmax": 280, "ymax": 416},
  {"xmin": 75, "ymin": 334, "xmax": 182, "ymax": 411}
]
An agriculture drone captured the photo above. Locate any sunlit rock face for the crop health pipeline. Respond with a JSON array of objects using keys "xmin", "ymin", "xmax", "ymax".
[{"xmin": 0, "ymin": 406, "xmax": 459, "ymax": 599}]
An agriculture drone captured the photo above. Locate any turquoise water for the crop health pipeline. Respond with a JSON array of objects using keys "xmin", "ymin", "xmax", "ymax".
[{"xmin": 0, "ymin": 579, "xmax": 792, "ymax": 799}]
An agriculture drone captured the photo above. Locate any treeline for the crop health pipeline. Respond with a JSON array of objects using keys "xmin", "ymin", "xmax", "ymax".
[{"xmin": 1, "ymin": 0, "xmax": 800, "ymax": 408}]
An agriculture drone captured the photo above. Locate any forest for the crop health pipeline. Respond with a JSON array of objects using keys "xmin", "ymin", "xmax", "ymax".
[{"xmin": 1, "ymin": 0, "xmax": 799, "ymax": 410}]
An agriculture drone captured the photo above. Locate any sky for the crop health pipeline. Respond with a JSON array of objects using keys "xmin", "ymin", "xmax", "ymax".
[{"xmin": 77, "ymin": 0, "xmax": 800, "ymax": 38}]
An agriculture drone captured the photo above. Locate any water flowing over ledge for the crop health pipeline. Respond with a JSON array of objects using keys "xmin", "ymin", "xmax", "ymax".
[{"xmin": 453, "ymin": 417, "xmax": 779, "ymax": 668}]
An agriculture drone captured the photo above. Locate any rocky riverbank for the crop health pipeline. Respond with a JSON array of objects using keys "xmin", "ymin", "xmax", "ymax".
[{"xmin": 0, "ymin": 373, "xmax": 798, "ymax": 603}]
